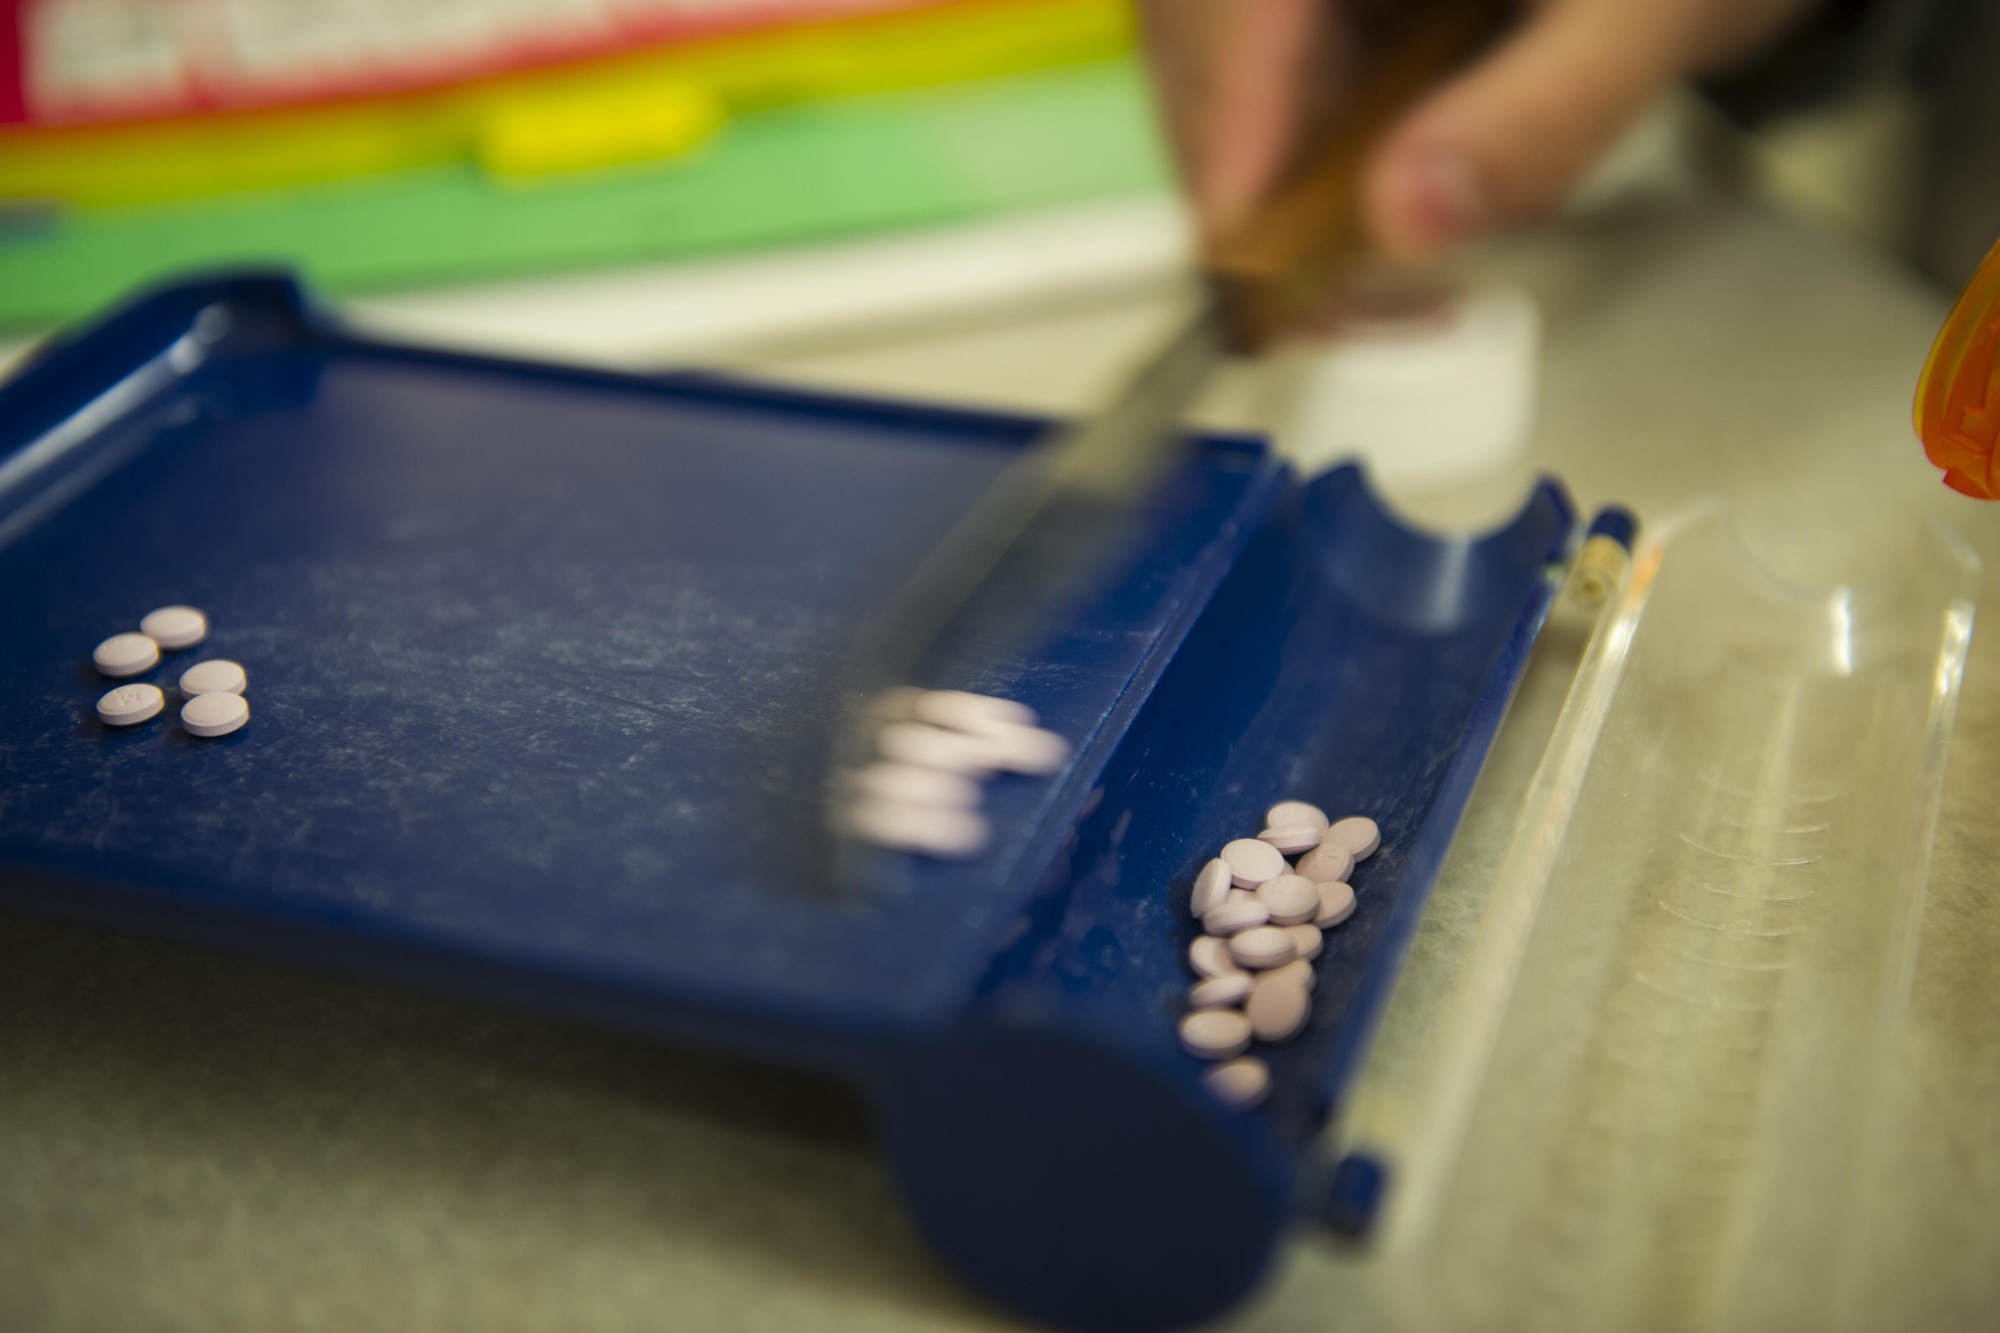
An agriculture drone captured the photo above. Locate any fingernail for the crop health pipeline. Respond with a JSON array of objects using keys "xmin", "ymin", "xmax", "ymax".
[{"xmin": 1385, "ymin": 147, "xmax": 1487, "ymax": 257}]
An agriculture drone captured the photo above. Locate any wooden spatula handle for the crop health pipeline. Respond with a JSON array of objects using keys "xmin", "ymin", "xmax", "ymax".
[{"xmin": 1205, "ymin": 0, "xmax": 1513, "ymax": 353}]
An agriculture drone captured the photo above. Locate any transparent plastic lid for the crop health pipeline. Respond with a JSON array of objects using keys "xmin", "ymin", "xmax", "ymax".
[{"xmin": 1337, "ymin": 501, "xmax": 1980, "ymax": 1333}]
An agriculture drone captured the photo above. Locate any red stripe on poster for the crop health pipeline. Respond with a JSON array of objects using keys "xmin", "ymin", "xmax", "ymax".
[{"xmin": 0, "ymin": 0, "xmax": 25, "ymax": 124}]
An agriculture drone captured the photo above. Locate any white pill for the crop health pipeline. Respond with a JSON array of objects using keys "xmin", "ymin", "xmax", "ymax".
[
  {"xmin": 1189, "ymin": 935, "xmax": 1244, "ymax": 979},
  {"xmin": 875, "ymin": 721, "xmax": 997, "ymax": 773},
  {"xmin": 1328, "ymin": 815, "xmax": 1381, "ymax": 860},
  {"xmin": 1285, "ymin": 925, "xmax": 1323, "ymax": 963},
  {"xmin": 1264, "ymin": 800, "xmax": 1329, "ymax": 834},
  {"xmin": 1204, "ymin": 1056, "xmax": 1270, "ymax": 1110},
  {"xmin": 1247, "ymin": 970, "xmax": 1311, "ymax": 1042},
  {"xmin": 96, "ymin": 683, "xmax": 164, "ymax": 726},
  {"xmin": 1179, "ymin": 1008, "xmax": 1252, "ymax": 1060},
  {"xmin": 1190, "ymin": 858, "xmax": 1234, "ymax": 918},
  {"xmin": 1203, "ymin": 893, "xmax": 1270, "ymax": 936},
  {"xmin": 1229, "ymin": 925, "xmax": 1297, "ymax": 970},
  {"xmin": 1316, "ymin": 879, "xmax": 1357, "ymax": 928},
  {"xmin": 181, "ymin": 690, "xmax": 249, "ymax": 738},
  {"xmin": 851, "ymin": 761, "xmax": 981, "ymax": 809},
  {"xmin": 845, "ymin": 797, "xmax": 989, "ymax": 857},
  {"xmin": 139, "ymin": 605, "xmax": 207, "ymax": 650},
  {"xmin": 178, "ymin": 658, "xmax": 246, "ymax": 696},
  {"xmin": 1221, "ymin": 837, "xmax": 1287, "ymax": 887},
  {"xmin": 976, "ymin": 722, "xmax": 1070, "ymax": 776},
  {"xmin": 1258, "ymin": 825, "xmax": 1323, "ymax": 855},
  {"xmin": 1257, "ymin": 874, "xmax": 1320, "ymax": 926},
  {"xmin": 1267, "ymin": 956, "xmax": 1316, "ymax": 990},
  {"xmin": 1295, "ymin": 838, "xmax": 1354, "ymax": 883},
  {"xmin": 914, "ymin": 689, "xmax": 1038, "ymax": 732},
  {"xmin": 92, "ymin": 632, "xmax": 159, "ymax": 678},
  {"xmin": 1188, "ymin": 973, "xmax": 1252, "ymax": 1009}
]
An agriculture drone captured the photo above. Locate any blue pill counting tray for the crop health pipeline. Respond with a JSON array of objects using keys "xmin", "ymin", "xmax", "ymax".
[{"xmin": 0, "ymin": 274, "xmax": 1600, "ymax": 1332}]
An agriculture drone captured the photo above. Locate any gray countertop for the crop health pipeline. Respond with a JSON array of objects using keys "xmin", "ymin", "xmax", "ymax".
[{"xmin": 4, "ymin": 190, "xmax": 1995, "ymax": 1331}]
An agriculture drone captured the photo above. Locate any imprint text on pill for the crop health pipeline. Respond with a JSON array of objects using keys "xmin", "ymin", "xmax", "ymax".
[
  {"xmin": 1257, "ymin": 874, "xmax": 1319, "ymax": 926},
  {"xmin": 97, "ymin": 683, "xmax": 164, "ymax": 726},
  {"xmin": 1295, "ymin": 839, "xmax": 1354, "ymax": 883}
]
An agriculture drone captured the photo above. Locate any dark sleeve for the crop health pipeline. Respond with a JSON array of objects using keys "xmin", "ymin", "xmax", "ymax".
[{"xmin": 1697, "ymin": 0, "xmax": 1954, "ymax": 126}]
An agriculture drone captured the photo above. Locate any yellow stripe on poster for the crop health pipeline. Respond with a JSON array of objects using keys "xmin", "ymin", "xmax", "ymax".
[{"xmin": 0, "ymin": 0, "xmax": 1134, "ymax": 206}]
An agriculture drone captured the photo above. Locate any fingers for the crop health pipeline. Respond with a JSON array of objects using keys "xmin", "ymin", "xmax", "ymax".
[
  {"xmin": 1142, "ymin": 0, "xmax": 1820, "ymax": 264},
  {"xmin": 1136, "ymin": 0, "xmax": 1326, "ymax": 239},
  {"xmin": 1363, "ymin": 0, "xmax": 1701, "ymax": 262}
]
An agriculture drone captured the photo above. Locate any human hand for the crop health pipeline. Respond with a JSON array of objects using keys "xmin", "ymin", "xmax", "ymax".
[{"xmin": 1138, "ymin": 0, "xmax": 1820, "ymax": 262}]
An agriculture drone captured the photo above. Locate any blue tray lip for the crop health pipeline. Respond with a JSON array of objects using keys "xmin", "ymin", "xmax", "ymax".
[
  {"xmin": 1298, "ymin": 465, "xmax": 1576, "ymax": 1118},
  {"xmin": 0, "ymin": 266, "xmax": 1276, "ymax": 469}
]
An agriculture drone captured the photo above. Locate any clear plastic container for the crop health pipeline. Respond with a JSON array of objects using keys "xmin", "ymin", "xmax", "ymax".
[{"xmin": 1340, "ymin": 502, "xmax": 1980, "ymax": 1333}]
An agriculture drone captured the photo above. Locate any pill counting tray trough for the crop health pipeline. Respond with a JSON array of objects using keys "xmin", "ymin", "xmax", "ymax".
[{"xmin": 0, "ymin": 274, "xmax": 1594, "ymax": 1332}]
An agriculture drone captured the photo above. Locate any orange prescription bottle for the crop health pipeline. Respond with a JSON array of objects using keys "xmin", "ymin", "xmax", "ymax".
[{"xmin": 1916, "ymin": 237, "xmax": 2000, "ymax": 498}]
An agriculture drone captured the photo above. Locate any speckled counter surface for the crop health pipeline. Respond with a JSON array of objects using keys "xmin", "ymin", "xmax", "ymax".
[{"xmin": 4, "ymin": 192, "xmax": 1997, "ymax": 1331}]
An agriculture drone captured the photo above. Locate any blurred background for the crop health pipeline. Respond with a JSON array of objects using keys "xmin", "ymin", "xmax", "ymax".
[
  {"xmin": 0, "ymin": 0, "xmax": 1993, "ymax": 369},
  {"xmin": 0, "ymin": 0, "xmax": 1165, "ymax": 355}
]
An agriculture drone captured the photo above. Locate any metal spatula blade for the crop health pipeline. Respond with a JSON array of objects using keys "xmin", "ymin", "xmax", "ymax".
[{"xmin": 823, "ymin": 1, "xmax": 1512, "ymax": 886}]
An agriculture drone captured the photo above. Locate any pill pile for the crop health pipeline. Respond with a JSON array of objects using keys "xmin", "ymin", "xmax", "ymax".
[
  {"xmin": 1178, "ymin": 800, "xmax": 1379, "ymax": 1111},
  {"xmin": 89, "ymin": 605, "xmax": 250, "ymax": 739},
  {"xmin": 843, "ymin": 687, "xmax": 1070, "ymax": 858}
]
